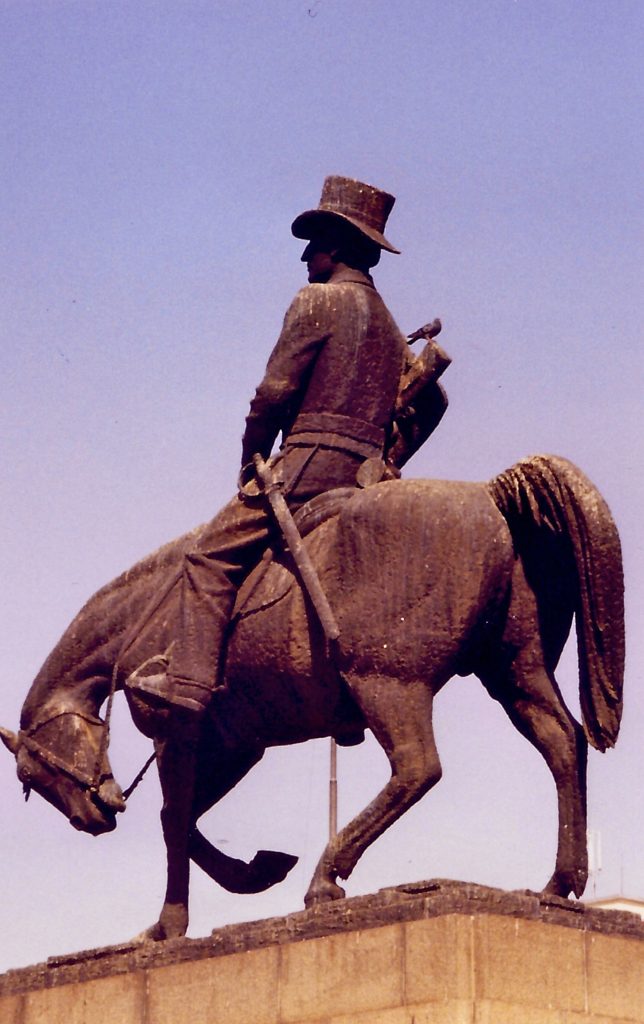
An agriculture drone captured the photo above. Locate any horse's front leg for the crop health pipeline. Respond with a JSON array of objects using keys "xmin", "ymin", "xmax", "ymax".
[
  {"xmin": 306, "ymin": 675, "xmax": 441, "ymax": 907},
  {"xmin": 141, "ymin": 727, "xmax": 199, "ymax": 941}
]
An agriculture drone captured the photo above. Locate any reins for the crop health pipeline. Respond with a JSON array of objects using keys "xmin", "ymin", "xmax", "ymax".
[
  {"xmin": 93, "ymin": 662, "xmax": 119, "ymax": 792},
  {"xmin": 88, "ymin": 567, "xmax": 183, "ymax": 800},
  {"xmin": 24, "ymin": 630, "xmax": 159, "ymax": 803},
  {"xmin": 122, "ymin": 750, "xmax": 157, "ymax": 801},
  {"xmin": 93, "ymin": 661, "xmax": 156, "ymax": 801}
]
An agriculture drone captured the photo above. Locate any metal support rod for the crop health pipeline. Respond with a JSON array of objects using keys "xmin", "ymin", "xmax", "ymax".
[{"xmin": 329, "ymin": 738, "xmax": 338, "ymax": 840}]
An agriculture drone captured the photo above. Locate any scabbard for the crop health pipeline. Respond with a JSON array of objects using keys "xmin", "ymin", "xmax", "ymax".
[{"xmin": 253, "ymin": 455, "xmax": 340, "ymax": 642}]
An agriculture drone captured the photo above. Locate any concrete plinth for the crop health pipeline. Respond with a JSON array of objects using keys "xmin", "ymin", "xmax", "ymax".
[{"xmin": 1, "ymin": 880, "xmax": 643, "ymax": 1023}]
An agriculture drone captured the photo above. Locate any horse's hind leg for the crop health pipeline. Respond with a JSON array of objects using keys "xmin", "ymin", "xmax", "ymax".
[
  {"xmin": 305, "ymin": 674, "xmax": 442, "ymax": 907},
  {"xmin": 479, "ymin": 650, "xmax": 588, "ymax": 899}
]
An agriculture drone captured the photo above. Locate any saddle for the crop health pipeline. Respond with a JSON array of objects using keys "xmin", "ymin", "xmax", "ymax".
[
  {"xmin": 231, "ymin": 485, "xmax": 368, "ymax": 748},
  {"xmin": 232, "ymin": 487, "xmax": 356, "ymax": 620}
]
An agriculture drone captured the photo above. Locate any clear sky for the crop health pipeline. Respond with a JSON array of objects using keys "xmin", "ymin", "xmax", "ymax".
[{"xmin": 1, "ymin": 0, "xmax": 642, "ymax": 972}]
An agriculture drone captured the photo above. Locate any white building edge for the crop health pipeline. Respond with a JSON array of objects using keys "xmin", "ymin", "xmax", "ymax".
[{"xmin": 585, "ymin": 896, "xmax": 644, "ymax": 921}]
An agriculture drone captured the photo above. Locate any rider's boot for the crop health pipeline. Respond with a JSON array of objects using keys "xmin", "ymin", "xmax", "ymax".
[
  {"xmin": 126, "ymin": 556, "xmax": 237, "ymax": 725},
  {"xmin": 127, "ymin": 654, "xmax": 217, "ymax": 719}
]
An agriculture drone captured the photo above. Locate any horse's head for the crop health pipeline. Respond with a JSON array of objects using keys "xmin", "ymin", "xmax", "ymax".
[{"xmin": 1, "ymin": 709, "xmax": 126, "ymax": 835}]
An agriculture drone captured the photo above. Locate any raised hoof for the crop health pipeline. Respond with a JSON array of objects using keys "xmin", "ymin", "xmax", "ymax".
[
  {"xmin": 304, "ymin": 879, "xmax": 346, "ymax": 908},
  {"xmin": 244, "ymin": 850, "xmax": 299, "ymax": 893}
]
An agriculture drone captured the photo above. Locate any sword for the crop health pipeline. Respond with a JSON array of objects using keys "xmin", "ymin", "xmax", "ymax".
[{"xmin": 252, "ymin": 454, "xmax": 341, "ymax": 643}]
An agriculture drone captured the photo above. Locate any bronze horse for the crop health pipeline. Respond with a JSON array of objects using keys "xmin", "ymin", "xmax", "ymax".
[{"xmin": 0, "ymin": 455, "xmax": 624, "ymax": 942}]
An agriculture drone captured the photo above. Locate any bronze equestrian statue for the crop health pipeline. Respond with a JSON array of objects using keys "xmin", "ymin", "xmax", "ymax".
[{"xmin": 0, "ymin": 178, "xmax": 624, "ymax": 945}]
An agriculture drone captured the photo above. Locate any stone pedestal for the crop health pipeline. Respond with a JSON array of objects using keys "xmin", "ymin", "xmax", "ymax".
[{"xmin": 1, "ymin": 881, "xmax": 643, "ymax": 1023}]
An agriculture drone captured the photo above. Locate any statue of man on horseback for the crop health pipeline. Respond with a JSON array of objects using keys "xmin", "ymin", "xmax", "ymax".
[
  {"xmin": 0, "ymin": 175, "xmax": 624, "ymax": 947},
  {"xmin": 126, "ymin": 175, "xmax": 449, "ymax": 730}
]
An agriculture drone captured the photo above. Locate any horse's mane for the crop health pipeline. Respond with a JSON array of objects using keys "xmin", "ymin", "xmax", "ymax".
[
  {"xmin": 21, "ymin": 522, "xmax": 211, "ymax": 725},
  {"xmin": 91, "ymin": 522, "xmax": 210, "ymax": 601}
]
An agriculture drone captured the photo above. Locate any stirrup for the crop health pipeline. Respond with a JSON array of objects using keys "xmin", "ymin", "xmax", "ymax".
[{"xmin": 129, "ymin": 674, "xmax": 212, "ymax": 717}]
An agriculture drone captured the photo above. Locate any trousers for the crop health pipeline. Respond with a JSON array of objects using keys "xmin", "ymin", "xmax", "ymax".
[
  {"xmin": 163, "ymin": 434, "xmax": 372, "ymax": 702},
  {"xmin": 167, "ymin": 492, "xmax": 275, "ymax": 694}
]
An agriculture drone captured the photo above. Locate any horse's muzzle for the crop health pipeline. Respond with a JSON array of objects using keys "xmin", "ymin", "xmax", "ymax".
[{"xmin": 95, "ymin": 777, "xmax": 126, "ymax": 813}]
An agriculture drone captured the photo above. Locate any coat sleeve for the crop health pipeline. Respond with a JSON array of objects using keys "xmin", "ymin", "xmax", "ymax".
[{"xmin": 240, "ymin": 286, "xmax": 331, "ymax": 466}]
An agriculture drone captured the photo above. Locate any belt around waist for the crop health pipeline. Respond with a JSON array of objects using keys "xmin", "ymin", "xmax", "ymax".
[
  {"xmin": 284, "ymin": 431, "xmax": 379, "ymax": 461},
  {"xmin": 288, "ymin": 411, "xmax": 385, "ymax": 449}
]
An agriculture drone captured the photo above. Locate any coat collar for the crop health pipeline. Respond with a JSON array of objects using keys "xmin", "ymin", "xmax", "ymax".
[{"xmin": 327, "ymin": 267, "xmax": 375, "ymax": 289}]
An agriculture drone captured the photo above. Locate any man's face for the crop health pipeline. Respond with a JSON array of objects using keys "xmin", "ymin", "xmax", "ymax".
[{"xmin": 301, "ymin": 237, "xmax": 336, "ymax": 283}]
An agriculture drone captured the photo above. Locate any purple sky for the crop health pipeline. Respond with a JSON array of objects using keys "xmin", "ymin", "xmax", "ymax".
[{"xmin": 1, "ymin": 0, "xmax": 642, "ymax": 971}]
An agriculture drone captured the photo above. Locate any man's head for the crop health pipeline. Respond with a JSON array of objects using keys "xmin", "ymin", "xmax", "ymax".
[
  {"xmin": 301, "ymin": 221, "xmax": 383, "ymax": 283},
  {"xmin": 293, "ymin": 175, "xmax": 400, "ymax": 283}
]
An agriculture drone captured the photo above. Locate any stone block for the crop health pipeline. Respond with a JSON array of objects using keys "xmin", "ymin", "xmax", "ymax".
[
  {"xmin": 585, "ymin": 930, "xmax": 644, "ymax": 1021},
  {"xmin": 404, "ymin": 913, "xmax": 473, "ymax": 1004},
  {"xmin": 0, "ymin": 994, "xmax": 23, "ymax": 1024},
  {"xmin": 562, "ymin": 1013, "xmax": 635, "ymax": 1024},
  {"xmin": 1, "ymin": 883, "xmax": 643, "ymax": 1024},
  {"xmin": 473, "ymin": 915, "xmax": 586, "ymax": 1013},
  {"xmin": 147, "ymin": 945, "xmax": 280, "ymax": 1024},
  {"xmin": 328, "ymin": 999, "xmax": 474, "ymax": 1023},
  {"xmin": 279, "ymin": 922, "xmax": 404, "ymax": 1022},
  {"xmin": 475, "ymin": 999, "xmax": 565, "ymax": 1023},
  {"xmin": 22, "ymin": 972, "xmax": 144, "ymax": 1024}
]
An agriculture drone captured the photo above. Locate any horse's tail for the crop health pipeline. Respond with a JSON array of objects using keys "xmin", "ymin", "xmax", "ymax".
[{"xmin": 488, "ymin": 454, "xmax": 625, "ymax": 752}]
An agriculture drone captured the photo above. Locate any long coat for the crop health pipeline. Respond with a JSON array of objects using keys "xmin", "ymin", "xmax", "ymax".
[
  {"xmin": 158, "ymin": 268, "xmax": 410, "ymax": 689},
  {"xmin": 241, "ymin": 267, "xmax": 409, "ymax": 501}
]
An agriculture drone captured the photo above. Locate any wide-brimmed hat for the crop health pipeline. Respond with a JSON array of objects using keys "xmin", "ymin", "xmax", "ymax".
[{"xmin": 291, "ymin": 175, "xmax": 400, "ymax": 254}]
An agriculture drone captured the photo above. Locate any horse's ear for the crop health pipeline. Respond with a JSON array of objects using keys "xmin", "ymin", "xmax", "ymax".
[{"xmin": 0, "ymin": 727, "xmax": 19, "ymax": 756}]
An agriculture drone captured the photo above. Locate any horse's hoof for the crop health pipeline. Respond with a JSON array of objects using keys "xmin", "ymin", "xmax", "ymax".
[
  {"xmin": 304, "ymin": 879, "xmax": 346, "ymax": 907},
  {"xmin": 541, "ymin": 872, "xmax": 586, "ymax": 900},
  {"xmin": 130, "ymin": 903, "xmax": 188, "ymax": 943},
  {"xmin": 131, "ymin": 922, "xmax": 166, "ymax": 943}
]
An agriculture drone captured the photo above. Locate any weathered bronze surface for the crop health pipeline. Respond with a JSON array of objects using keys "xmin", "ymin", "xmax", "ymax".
[
  {"xmin": 125, "ymin": 176, "xmax": 415, "ymax": 728},
  {"xmin": 0, "ymin": 178, "xmax": 625, "ymax": 948},
  {"xmin": 0, "ymin": 455, "xmax": 624, "ymax": 943}
]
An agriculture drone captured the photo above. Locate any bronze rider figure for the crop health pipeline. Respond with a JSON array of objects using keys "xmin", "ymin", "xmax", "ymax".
[{"xmin": 126, "ymin": 175, "xmax": 442, "ymax": 723}]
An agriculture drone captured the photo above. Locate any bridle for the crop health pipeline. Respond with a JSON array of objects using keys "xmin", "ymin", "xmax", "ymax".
[
  {"xmin": 18, "ymin": 574, "xmax": 179, "ymax": 803},
  {"xmin": 19, "ymin": 701, "xmax": 155, "ymax": 803},
  {"xmin": 19, "ymin": 709, "xmax": 111, "ymax": 796}
]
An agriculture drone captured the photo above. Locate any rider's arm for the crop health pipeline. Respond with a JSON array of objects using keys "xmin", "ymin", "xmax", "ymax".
[{"xmin": 241, "ymin": 286, "xmax": 331, "ymax": 467}]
